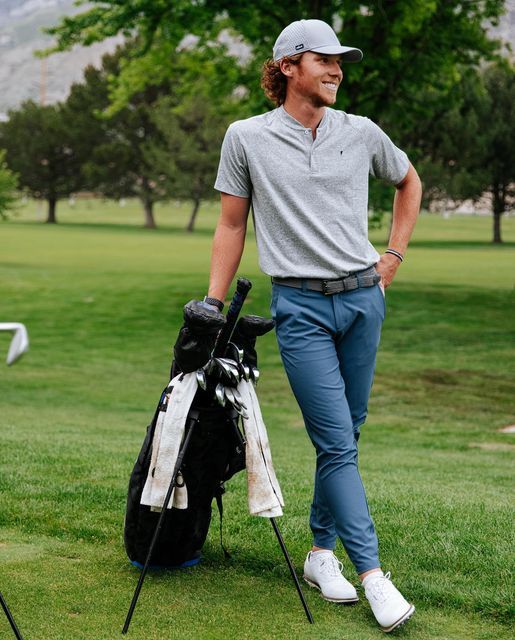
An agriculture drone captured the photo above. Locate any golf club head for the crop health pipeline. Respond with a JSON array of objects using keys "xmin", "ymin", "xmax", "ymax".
[
  {"xmin": 221, "ymin": 358, "xmax": 241, "ymax": 384},
  {"xmin": 195, "ymin": 368, "xmax": 207, "ymax": 390},
  {"xmin": 215, "ymin": 383, "xmax": 226, "ymax": 406},
  {"xmin": 214, "ymin": 358, "xmax": 240, "ymax": 386},
  {"xmin": 226, "ymin": 342, "xmax": 244, "ymax": 363},
  {"xmin": 0, "ymin": 323, "xmax": 29, "ymax": 366}
]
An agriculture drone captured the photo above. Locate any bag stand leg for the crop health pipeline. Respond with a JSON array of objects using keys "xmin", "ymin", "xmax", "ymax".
[
  {"xmin": 0, "ymin": 592, "xmax": 25, "ymax": 640},
  {"xmin": 270, "ymin": 518, "xmax": 314, "ymax": 624},
  {"xmin": 122, "ymin": 412, "xmax": 199, "ymax": 635}
]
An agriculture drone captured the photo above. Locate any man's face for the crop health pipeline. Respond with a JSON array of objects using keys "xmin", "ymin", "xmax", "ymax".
[{"xmin": 286, "ymin": 51, "xmax": 343, "ymax": 107}]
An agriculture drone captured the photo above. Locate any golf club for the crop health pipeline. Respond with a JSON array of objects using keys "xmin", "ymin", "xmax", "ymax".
[
  {"xmin": 215, "ymin": 383, "xmax": 226, "ymax": 406},
  {"xmin": 196, "ymin": 368, "xmax": 207, "ymax": 390}
]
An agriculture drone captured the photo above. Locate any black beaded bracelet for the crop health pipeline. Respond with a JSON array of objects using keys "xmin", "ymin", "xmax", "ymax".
[
  {"xmin": 385, "ymin": 248, "xmax": 404, "ymax": 262},
  {"xmin": 203, "ymin": 296, "xmax": 224, "ymax": 311}
]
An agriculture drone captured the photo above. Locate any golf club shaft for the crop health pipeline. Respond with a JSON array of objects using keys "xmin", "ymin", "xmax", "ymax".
[
  {"xmin": 0, "ymin": 592, "xmax": 24, "ymax": 640},
  {"xmin": 270, "ymin": 518, "xmax": 314, "ymax": 624},
  {"xmin": 122, "ymin": 417, "xmax": 197, "ymax": 635},
  {"xmin": 212, "ymin": 278, "xmax": 252, "ymax": 358}
]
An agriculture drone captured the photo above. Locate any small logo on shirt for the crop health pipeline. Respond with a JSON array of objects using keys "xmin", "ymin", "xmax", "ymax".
[{"xmin": 295, "ymin": 43, "xmax": 305, "ymax": 51}]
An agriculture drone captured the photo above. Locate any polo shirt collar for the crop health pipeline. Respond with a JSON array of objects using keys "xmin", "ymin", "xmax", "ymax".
[{"xmin": 277, "ymin": 105, "xmax": 328, "ymax": 132}]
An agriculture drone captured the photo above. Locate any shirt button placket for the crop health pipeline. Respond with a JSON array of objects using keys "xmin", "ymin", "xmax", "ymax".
[{"xmin": 303, "ymin": 129, "xmax": 313, "ymax": 170}]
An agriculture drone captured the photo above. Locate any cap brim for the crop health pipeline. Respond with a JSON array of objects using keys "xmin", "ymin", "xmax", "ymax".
[{"xmin": 310, "ymin": 45, "xmax": 363, "ymax": 62}]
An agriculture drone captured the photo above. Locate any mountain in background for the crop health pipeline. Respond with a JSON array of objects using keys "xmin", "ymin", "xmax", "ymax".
[
  {"xmin": 0, "ymin": 0, "xmax": 121, "ymax": 117},
  {"xmin": 0, "ymin": 0, "xmax": 514, "ymax": 118}
]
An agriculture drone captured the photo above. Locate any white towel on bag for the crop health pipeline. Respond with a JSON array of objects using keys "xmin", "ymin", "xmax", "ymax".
[
  {"xmin": 140, "ymin": 372, "xmax": 284, "ymax": 518},
  {"xmin": 238, "ymin": 380, "xmax": 284, "ymax": 518},
  {"xmin": 140, "ymin": 372, "xmax": 197, "ymax": 511}
]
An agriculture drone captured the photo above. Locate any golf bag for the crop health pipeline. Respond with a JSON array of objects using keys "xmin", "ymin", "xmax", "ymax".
[{"xmin": 124, "ymin": 300, "xmax": 272, "ymax": 568}]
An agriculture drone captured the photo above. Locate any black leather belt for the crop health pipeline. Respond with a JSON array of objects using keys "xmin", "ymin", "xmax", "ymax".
[{"xmin": 272, "ymin": 267, "xmax": 380, "ymax": 295}]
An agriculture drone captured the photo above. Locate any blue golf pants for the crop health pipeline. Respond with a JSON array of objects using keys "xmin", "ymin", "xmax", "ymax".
[{"xmin": 271, "ymin": 282, "xmax": 385, "ymax": 574}]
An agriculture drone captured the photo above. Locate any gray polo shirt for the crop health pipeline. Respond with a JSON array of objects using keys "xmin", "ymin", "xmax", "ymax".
[{"xmin": 214, "ymin": 106, "xmax": 409, "ymax": 278}]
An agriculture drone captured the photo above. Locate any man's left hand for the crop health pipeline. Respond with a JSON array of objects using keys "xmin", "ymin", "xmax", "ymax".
[{"xmin": 375, "ymin": 253, "xmax": 401, "ymax": 289}]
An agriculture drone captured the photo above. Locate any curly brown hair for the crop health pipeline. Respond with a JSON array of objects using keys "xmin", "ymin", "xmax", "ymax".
[{"xmin": 260, "ymin": 54, "xmax": 303, "ymax": 106}]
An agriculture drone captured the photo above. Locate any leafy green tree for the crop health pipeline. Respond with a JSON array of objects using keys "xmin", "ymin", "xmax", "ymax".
[
  {"xmin": 143, "ymin": 46, "xmax": 248, "ymax": 231},
  {"xmin": 44, "ymin": 0, "xmax": 505, "ymax": 125},
  {"xmin": 65, "ymin": 47, "xmax": 172, "ymax": 228},
  {"xmin": 417, "ymin": 62, "xmax": 515, "ymax": 243},
  {"xmin": 0, "ymin": 101, "xmax": 87, "ymax": 223},
  {"xmin": 146, "ymin": 94, "xmax": 235, "ymax": 232},
  {"xmin": 0, "ymin": 149, "xmax": 18, "ymax": 220}
]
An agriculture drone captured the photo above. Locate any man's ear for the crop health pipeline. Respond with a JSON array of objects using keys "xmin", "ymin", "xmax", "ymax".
[{"xmin": 279, "ymin": 59, "xmax": 294, "ymax": 77}]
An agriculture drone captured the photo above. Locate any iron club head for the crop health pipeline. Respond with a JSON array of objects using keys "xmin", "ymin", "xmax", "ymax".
[
  {"xmin": 226, "ymin": 342, "xmax": 244, "ymax": 363},
  {"xmin": 215, "ymin": 383, "xmax": 226, "ymax": 406},
  {"xmin": 216, "ymin": 358, "xmax": 241, "ymax": 385},
  {"xmin": 195, "ymin": 369, "xmax": 207, "ymax": 390}
]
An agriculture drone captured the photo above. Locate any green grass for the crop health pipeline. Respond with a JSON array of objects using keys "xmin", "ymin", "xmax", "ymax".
[{"xmin": 1, "ymin": 203, "xmax": 514, "ymax": 639}]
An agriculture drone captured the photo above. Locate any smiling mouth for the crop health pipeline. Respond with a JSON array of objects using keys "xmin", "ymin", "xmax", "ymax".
[{"xmin": 322, "ymin": 82, "xmax": 339, "ymax": 92}]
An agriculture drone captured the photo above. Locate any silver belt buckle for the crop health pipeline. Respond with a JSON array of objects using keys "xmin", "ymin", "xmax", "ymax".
[{"xmin": 322, "ymin": 279, "xmax": 341, "ymax": 295}]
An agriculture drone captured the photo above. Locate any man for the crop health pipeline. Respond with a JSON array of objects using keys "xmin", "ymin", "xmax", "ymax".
[{"xmin": 206, "ymin": 19, "xmax": 422, "ymax": 633}]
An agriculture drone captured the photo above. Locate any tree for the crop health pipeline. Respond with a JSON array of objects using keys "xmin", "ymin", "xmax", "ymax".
[
  {"xmin": 0, "ymin": 102, "xmax": 87, "ymax": 223},
  {"xmin": 146, "ymin": 94, "xmax": 236, "ymax": 232},
  {"xmin": 0, "ymin": 149, "xmax": 18, "ymax": 220},
  {"xmin": 43, "ymin": 0, "xmax": 506, "ymax": 125},
  {"xmin": 417, "ymin": 62, "xmax": 515, "ymax": 243},
  {"xmin": 144, "ymin": 47, "xmax": 248, "ymax": 231},
  {"xmin": 65, "ymin": 47, "xmax": 173, "ymax": 229}
]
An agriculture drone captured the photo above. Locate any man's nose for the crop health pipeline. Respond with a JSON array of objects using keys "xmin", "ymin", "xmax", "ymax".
[{"xmin": 330, "ymin": 63, "xmax": 343, "ymax": 79}]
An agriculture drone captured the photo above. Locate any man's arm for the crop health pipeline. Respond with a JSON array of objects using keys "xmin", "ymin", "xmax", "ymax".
[
  {"xmin": 376, "ymin": 162, "xmax": 422, "ymax": 288},
  {"xmin": 207, "ymin": 193, "xmax": 251, "ymax": 302}
]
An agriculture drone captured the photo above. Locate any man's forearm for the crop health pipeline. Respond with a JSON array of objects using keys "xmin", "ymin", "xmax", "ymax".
[
  {"xmin": 388, "ymin": 166, "xmax": 422, "ymax": 254},
  {"xmin": 376, "ymin": 164, "xmax": 422, "ymax": 288},
  {"xmin": 208, "ymin": 221, "xmax": 246, "ymax": 302}
]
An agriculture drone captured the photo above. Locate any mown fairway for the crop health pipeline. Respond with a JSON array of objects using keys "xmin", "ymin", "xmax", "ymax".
[{"xmin": 1, "ymin": 202, "xmax": 514, "ymax": 640}]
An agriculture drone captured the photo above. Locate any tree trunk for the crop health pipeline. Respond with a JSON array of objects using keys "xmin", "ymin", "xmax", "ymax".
[
  {"xmin": 46, "ymin": 197, "xmax": 57, "ymax": 223},
  {"xmin": 186, "ymin": 197, "xmax": 201, "ymax": 233},
  {"xmin": 492, "ymin": 210, "xmax": 502, "ymax": 244},
  {"xmin": 143, "ymin": 199, "xmax": 156, "ymax": 229},
  {"xmin": 492, "ymin": 186, "xmax": 503, "ymax": 244}
]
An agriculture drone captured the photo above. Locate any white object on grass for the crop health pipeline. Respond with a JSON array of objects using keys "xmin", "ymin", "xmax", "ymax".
[{"xmin": 0, "ymin": 323, "xmax": 29, "ymax": 365}]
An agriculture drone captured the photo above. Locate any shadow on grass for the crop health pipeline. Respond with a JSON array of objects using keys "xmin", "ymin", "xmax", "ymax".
[
  {"xmin": 409, "ymin": 239, "xmax": 515, "ymax": 249},
  {"xmin": 6, "ymin": 219, "xmax": 218, "ymax": 237}
]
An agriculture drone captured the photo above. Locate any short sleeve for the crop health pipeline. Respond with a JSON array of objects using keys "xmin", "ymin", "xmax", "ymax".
[
  {"xmin": 361, "ymin": 118, "xmax": 409, "ymax": 185},
  {"xmin": 214, "ymin": 123, "xmax": 251, "ymax": 197}
]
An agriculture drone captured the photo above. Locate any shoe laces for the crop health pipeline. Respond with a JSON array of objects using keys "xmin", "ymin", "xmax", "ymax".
[
  {"xmin": 366, "ymin": 571, "xmax": 396, "ymax": 604},
  {"xmin": 315, "ymin": 553, "xmax": 344, "ymax": 578}
]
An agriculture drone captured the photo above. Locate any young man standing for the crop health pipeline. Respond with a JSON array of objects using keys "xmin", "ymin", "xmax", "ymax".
[{"xmin": 207, "ymin": 19, "xmax": 422, "ymax": 633}]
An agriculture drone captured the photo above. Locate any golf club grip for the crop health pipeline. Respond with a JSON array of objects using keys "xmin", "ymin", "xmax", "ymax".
[{"xmin": 212, "ymin": 278, "xmax": 252, "ymax": 357}]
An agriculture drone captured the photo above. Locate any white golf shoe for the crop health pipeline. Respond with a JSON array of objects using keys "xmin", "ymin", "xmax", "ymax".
[
  {"xmin": 363, "ymin": 571, "xmax": 415, "ymax": 633},
  {"xmin": 303, "ymin": 550, "xmax": 359, "ymax": 603}
]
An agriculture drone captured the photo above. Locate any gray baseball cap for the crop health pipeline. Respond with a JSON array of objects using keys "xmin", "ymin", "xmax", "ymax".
[{"xmin": 273, "ymin": 19, "xmax": 363, "ymax": 63}]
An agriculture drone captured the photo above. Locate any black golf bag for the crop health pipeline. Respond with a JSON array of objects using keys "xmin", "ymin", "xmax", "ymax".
[
  {"xmin": 124, "ymin": 400, "xmax": 244, "ymax": 567},
  {"xmin": 123, "ymin": 299, "xmax": 273, "ymax": 568}
]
